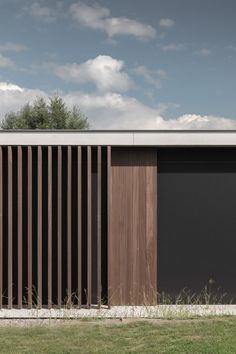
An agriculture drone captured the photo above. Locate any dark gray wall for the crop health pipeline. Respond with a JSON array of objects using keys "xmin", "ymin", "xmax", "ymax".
[{"xmin": 158, "ymin": 148, "xmax": 236, "ymax": 302}]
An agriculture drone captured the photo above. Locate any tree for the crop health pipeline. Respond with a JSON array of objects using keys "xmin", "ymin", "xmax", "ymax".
[{"xmin": 1, "ymin": 96, "xmax": 89, "ymax": 129}]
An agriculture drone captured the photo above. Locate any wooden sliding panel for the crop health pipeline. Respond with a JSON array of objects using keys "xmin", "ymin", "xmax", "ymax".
[
  {"xmin": 109, "ymin": 148, "xmax": 157, "ymax": 305},
  {"xmin": 27, "ymin": 146, "xmax": 32, "ymax": 308},
  {"xmin": 97, "ymin": 146, "xmax": 102, "ymax": 307},
  {"xmin": 48, "ymin": 146, "xmax": 52, "ymax": 308},
  {"xmin": 37, "ymin": 146, "xmax": 42, "ymax": 307},
  {"xmin": 67, "ymin": 146, "xmax": 72, "ymax": 304},
  {"xmin": 87, "ymin": 146, "xmax": 92, "ymax": 308},
  {"xmin": 77, "ymin": 146, "xmax": 82, "ymax": 307},
  {"xmin": 57, "ymin": 146, "xmax": 62, "ymax": 306},
  {"xmin": 17, "ymin": 146, "xmax": 23, "ymax": 308},
  {"xmin": 8, "ymin": 146, "xmax": 13, "ymax": 309},
  {"xmin": 0, "ymin": 147, "xmax": 2, "ymax": 309}
]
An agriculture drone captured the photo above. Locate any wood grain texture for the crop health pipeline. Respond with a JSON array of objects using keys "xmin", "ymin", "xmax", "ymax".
[
  {"xmin": 97, "ymin": 146, "xmax": 102, "ymax": 307},
  {"xmin": 57, "ymin": 146, "xmax": 62, "ymax": 306},
  {"xmin": 7, "ymin": 146, "xmax": 13, "ymax": 309},
  {"xmin": 77, "ymin": 146, "xmax": 82, "ymax": 307},
  {"xmin": 107, "ymin": 146, "xmax": 111, "ymax": 308},
  {"xmin": 87, "ymin": 146, "xmax": 92, "ymax": 308},
  {"xmin": 37, "ymin": 146, "xmax": 42, "ymax": 307},
  {"xmin": 48, "ymin": 146, "xmax": 52, "ymax": 308},
  {"xmin": 109, "ymin": 148, "xmax": 157, "ymax": 305},
  {"xmin": 67, "ymin": 146, "xmax": 72, "ymax": 303},
  {"xmin": 27, "ymin": 146, "xmax": 32, "ymax": 308},
  {"xmin": 17, "ymin": 146, "xmax": 23, "ymax": 308}
]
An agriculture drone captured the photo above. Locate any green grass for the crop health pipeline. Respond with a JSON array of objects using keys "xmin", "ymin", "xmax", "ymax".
[{"xmin": 0, "ymin": 317, "xmax": 236, "ymax": 353}]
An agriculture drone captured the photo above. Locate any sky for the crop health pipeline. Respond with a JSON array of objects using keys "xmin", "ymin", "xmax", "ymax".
[{"xmin": 0, "ymin": 0, "xmax": 236, "ymax": 129}]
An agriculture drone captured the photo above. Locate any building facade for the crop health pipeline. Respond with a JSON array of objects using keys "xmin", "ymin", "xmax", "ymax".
[{"xmin": 0, "ymin": 130, "xmax": 236, "ymax": 308}]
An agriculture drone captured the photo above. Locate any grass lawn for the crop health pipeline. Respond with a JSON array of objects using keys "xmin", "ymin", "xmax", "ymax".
[{"xmin": 0, "ymin": 317, "xmax": 236, "ymax": 353}]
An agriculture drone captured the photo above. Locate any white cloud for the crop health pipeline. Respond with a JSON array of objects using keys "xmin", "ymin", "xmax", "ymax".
[
  {"xmin": 0, "ymin": 42, "xmax": 27, "ymax": 52},
  {"xmin": 0, "ymin": 54, "xmax": 14, "ymax": 68},
  {"xmin": 133, "ymin": 65, "xmax": 167, "ymax": 88},
  {"xmin": 69, "ymin": 2, "xmax": 156, "ymax": 40},
  {"xmin": 0, "ymin": 81, "xmax": 236, "ymax": 130},
  {"xmin": 159, "ymin": 18, "xmax": 175, "ymax": 28},
  {"xmin": 0, "ymin": 82, "xmax": 47, "ymax": 119},
  {"xmin": 0, "ymin": 82, "xmax": 24, "ymax": 92},
  {"xmin": 24, "ymin": 2, "xmax": 56, "ymax": 22},
  {"xmin": 161, "ymin": 43, "xmax": 185, "ymax": 51},
  {"xmin": 198, "ymin": 48, "xmax": 211, "ymax": 56},
  {"xmin": 54, "ymin": 55, "xmax": 132, "ymax": 92}
]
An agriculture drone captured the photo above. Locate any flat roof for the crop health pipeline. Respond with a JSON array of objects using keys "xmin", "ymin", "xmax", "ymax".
[{"xmin": 1, "ymin": 130, "xmax": 236, "ymax": 146}]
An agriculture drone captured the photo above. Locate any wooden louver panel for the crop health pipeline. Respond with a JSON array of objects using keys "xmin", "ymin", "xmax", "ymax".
[{"xmin": 0, "ymin": 145, "xmax": 106, "ymax": 309}]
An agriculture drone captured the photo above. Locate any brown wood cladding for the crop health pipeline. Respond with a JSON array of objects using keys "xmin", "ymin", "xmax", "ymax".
[
  {"xmin": 109, "ymin": 148, "xmax": 157, "ymax": 305},
  {"xmin": 27, "ymin": 146, "xmax": 33, "ymax": 308},
  {"xmin": 0, "ymin": 145, "xmax": 157, "ymax": 308}
]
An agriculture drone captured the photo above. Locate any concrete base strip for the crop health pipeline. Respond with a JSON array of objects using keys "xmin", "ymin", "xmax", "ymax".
[{"xmin": 0, "ymin": 305, "xmax": 236, "ymax": 318}]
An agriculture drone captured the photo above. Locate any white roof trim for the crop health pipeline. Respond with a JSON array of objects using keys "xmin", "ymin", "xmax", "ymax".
[{"xmin": 0, "ymin": 131, "xmax": 236, "ymax": 146}]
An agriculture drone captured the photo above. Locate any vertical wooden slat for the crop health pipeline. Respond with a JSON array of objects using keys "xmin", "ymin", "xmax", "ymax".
[
  {"xmin": 57, "ymin": 146, "xmax": 62, "ymax": 307},
  {"xmin": 17, "ymin": 146, "xmax": 22, "ymax": 308},
  {"xmin": 77, "ymin": 146, "xmax": 82, "ymax": 307},
  {"xmin": 67, "ymin": 146, "xmax": 72, "ymax": 304},
  {"xmin": 107, "ymin": 146, "xmax": 111, "ymax": 308},
  {"xmin": 37, "ymin": 146, "xmax": 42, "ymax": 307},
  {"xmin": 87, "ymin": 146, "xmax": 92, "ymax": 308},
  {"xmin": 8, "ymin": 146, "xmax": 12, "ymax": 309},
  {"xmin": 97, "ymin": 146, "xmax": 102, "ymax": 307},
  {"xmin": 27, "ymin": 146, "xmax": 32, "ymax": 308},
  {"xmin": 48, "ymin": 146, "xmax": 52, "ymax": 308},
  {"xmin": 0, "ymin": 147, "xmax": 2, "ymax": 309}
]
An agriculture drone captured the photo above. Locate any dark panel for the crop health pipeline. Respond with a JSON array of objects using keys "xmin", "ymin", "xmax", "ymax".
[
  {"xmin": 0, "ymin": 147, "xmax": 2, "ymax": 308},
  {"xmin": 109, "ymin": 148, "xmax": 157, "ymax": 305},
  {"xmin": 158, "ymin": 148, "xmax": 236, "ymax": 302}
]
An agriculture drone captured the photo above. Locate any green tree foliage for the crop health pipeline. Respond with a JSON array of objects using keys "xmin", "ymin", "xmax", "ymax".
[{"xmin": 1, "ymin": 96, "xmax": 89, "ymax": 129}]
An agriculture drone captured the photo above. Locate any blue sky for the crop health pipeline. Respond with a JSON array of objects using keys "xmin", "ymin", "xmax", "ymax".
[{"xmin": 0, "ymin": 0, "xmax": 236, "ymax": 128}]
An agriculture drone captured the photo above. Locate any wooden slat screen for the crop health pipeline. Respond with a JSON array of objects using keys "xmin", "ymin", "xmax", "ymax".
[{"xmin": 0, "ymin": 145, "xmax": 107, "ymax": 308}]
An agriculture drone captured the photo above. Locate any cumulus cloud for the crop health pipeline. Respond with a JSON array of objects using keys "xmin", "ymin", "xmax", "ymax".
[
  {"xmin": 0, "ymin": 82, "xmax": 47, "ymax": 119},
  {"xmin": 54, "ymin": 55, "xmax": 132, "ymax": 92},
  {"xmin": 159, "ymin": 18, "xmax": 175, "ymax": 28},
  {"xmin": 0, "ymin": 54, "xmax": 14, "ymax": 68},
  {"xmin": 0, "ymin": 42, "xmax": 27, "ymax": 52},
  {"xmin": 69, "ymin": 2, "xmax": 156, "ymax": 40},
  {"xmin": 0, "ymin": 81, "xmax": 235, "ymax": 130},
  {"xmin": 133, "ymin": 65, "xmax": 167, "ymax": 88}
]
